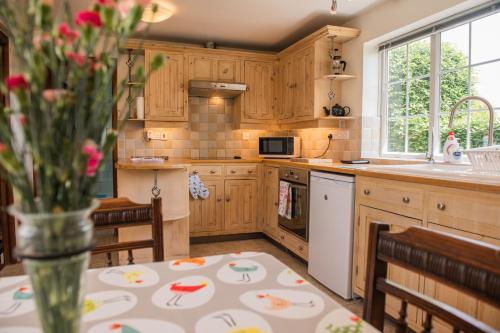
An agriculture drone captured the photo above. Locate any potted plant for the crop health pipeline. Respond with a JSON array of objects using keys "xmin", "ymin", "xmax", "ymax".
[{"xmin": 0, "ymin": 1, "xmax": 163, "ymax": 332}]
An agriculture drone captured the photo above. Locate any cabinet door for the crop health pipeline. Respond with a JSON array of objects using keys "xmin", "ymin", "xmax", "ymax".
[
  {"xmin": 145, "ymin": 50, "xmax": 186, "ymax": 121},
  {"xmin": 293, "ymin": 46, "xmax": 314, "ymax": 121},
  {"xmin": 243, "ymin": 61, "xmax": 275, "ymax": 122},
  {"xmin": 477, "ymin": 236, "xmax": 500, "ymax": 331},
  {"xmin": 224, "ymin": 179, "xmax": 257, "ymax": 231},
  {"xmin": 188, "ymin": 55, "xmax": 216, "ymax": 81},
  {"xmin": 355, "ymin": 206, "xmax": 422, "ymax": 327},
  {"xmin": 422, "ymin": 223, "xmax": 480, "ymax": 333},
  {"xmin": 217, "ymin": 59, "xmax": 241, "ymax": 83},
  {"xmin": 279, "ymin": 56, "xmax": 295, "ymax": 121},
  {"xmin": 263, "ymin": 166, "xmax": 279, "ymax": 238},
  {"xmin": 189, "ymin": 180, "xmax": 224, "ymax": 234}
]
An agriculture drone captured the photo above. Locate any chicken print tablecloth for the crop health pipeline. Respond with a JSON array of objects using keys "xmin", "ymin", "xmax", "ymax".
[{"xmin": 0, "ymin": 252, "xmax": 380, "ymax": 333}]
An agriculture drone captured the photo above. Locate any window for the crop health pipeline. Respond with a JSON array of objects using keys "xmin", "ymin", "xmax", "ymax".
[{"xmin": 381, "ymin": 10, "xmax": 500, "ymax": 158}]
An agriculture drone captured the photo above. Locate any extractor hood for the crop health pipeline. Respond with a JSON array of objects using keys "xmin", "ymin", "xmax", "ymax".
[{"xmin": 188, "ymin": 80, "xmax": 247, "ymax": 98}]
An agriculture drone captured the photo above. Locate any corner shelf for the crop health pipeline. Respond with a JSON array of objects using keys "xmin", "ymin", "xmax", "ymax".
[
  {"xmin": 319, "ymin": 116, "xmax": 355, "ymax": 120},
  {"xmin": 323, "ymin": 74, "xmax": 356, "ymax": 81}
]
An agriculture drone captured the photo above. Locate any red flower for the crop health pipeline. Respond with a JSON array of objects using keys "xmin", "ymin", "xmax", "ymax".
[
  {"xmin": 75, "ymin": 10, "xmax": 102, "ymax": 27},
  {"xmin": 109, "ymin": 323, "xmax": 121, "ymax": 330},
  {"xmin": 67, "ymin": 52, "xmax": 85, "ymax": 66},
  {"xmin": 0, "ymin": 142, "xmax": 7, "ymax": 153},
  {"xmin": 96, "ymin": 0, "xmax": 116, "ymax": 7},
  {"xmin": 6, "ymin": 75, "xmax": 29, "ymax": 90},
  {"xmin": 82, "ymin": 141, "xmax": 103, "ymax": 177},
  {"xmin": 350, "ymin": 315, "xmax": 361, "ymax": 323},
  {"xmin": 58, "ymin": 23, "xmax": 80, "ymax": 42}
]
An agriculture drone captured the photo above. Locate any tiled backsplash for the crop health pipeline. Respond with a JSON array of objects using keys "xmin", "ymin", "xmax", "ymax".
[{"xmin": 117, "ymin": 97, "xmax": 361, "ymax": 160}]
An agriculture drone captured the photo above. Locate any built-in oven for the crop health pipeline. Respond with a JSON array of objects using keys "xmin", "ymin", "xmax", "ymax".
[
  {"xmin": 259, "ymin": 137, "xmax": 301, "ymax": 159},
  {"xmin": 278, "ymin": 167, "xmax": 309, "ymax": 242}
]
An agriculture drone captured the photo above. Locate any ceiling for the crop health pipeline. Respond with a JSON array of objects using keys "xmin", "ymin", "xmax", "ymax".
[{"xmin": 70, "ymin": 0, "xmax": 387, "ymax": 51}]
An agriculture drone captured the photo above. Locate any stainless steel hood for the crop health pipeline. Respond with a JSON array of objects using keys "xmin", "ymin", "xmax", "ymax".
[{"xmin": 188, "ymin": 80, "xmax": 247, "ymax": 98}]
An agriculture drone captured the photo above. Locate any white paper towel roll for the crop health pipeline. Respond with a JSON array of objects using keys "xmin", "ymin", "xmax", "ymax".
[{"xmin": 136, "ymin": 96, "xmax": 144, "ymax": 120}]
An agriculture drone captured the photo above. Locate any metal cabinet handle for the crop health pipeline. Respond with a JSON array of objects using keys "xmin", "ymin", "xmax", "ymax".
[
  {"xmin": 363, "ymin": 189, "xmax": 370, "ymax": 195},
  {"xmin": 192, "ymin": 170, "xmax": 199, "ymax": 174},
  {"xmin": 284, "ymin": 173, "xmax": 289, "ymax": 177},
  {"xmin": 298, "ymin": 245, "xmax": 304, "ymax": 251},
  {"xmin": 280, "ymin": 235, "xmax": 285, "ymax": 240},
  {"xmin": 217, "ymin": 197, "xmax": 222, "ymax": 202},
  {"xmin": 402, "ymin": 196, "xmax": 410, "ymax": 204},
  {"xmin": 230, "ymin": 170, "xmax": 236, "ymax": 174},
  {"xmin": 248, "ymin": 169, "xmax": 253, "ymax": 174},
  {"xmin": 268, "ymin": 170, "xmax": 272, "ymax": 175},
  {"xmin": 274, "ymin": 202, "xmax": 278, "ymax": 207},
  {"xmin": 226, "ymin": 196, "xmax": 230, "ymax": 202},
  {"xmin": 294, "ymin": 175, "xmax": 299, "ymax": 180},
  {"xmin": 210, "ymin": 170, "xmax": 216, "ymax": 174},
  {"xmin": 324, "ymin": 194, "xmax": 328, "ymax": 200},
  {"xmin": 437, "ymin": 203, "xmax": 446, "ymax": 211}
]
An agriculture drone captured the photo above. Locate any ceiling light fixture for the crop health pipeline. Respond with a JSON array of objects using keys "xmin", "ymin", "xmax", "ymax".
[
  {"xmin": 142, "ymin": 0, "xmax": 173, "ymax": 23},
  {"xmin": 330, "ymin": 0, "xmax": 338, "ymax": 14}
]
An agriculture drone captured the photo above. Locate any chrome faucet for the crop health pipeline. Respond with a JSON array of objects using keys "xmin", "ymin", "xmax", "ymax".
[{"xmin": 448, "ymin": 96, "xmax": 495, "ymax": 146}]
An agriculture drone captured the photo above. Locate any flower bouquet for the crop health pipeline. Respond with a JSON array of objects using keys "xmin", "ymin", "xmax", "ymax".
[{"xmin": 0, "ymin": 1, "xmax": 163, "ymax": 332}]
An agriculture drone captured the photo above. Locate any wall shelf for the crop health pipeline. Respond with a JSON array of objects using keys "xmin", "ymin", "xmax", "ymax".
[
  {"xmin": 319, "ymin": 116, "xmax": 355, "ymax": 120},
  {"xmin": 323, "ymin": 74, "xmax": 356, "ymax": 81}
]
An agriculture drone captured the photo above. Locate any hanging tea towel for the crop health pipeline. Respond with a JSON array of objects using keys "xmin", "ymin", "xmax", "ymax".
[
  {"xmin": 278, "ymin": 181, "xmax": 292, "ymax": 219},
  {"xmin": 189, "ymin": 174, "xmax": 209, "ymax": 200}
]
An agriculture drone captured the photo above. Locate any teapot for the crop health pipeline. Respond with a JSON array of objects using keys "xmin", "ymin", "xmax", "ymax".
[{"xmin": 331, "ymin": 103, "xmax": 351, "ymax": 117}]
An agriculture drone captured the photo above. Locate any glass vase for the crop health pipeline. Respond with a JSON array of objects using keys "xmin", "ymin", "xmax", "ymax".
[{"xmin": 9, "ymin": 201, "xmax": 99, "ymax": 333}]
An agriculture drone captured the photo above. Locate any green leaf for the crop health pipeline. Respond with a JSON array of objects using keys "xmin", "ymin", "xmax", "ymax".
[{"xmin": 150, "ymin": 54, "xmax": 165, "ymax": 71}]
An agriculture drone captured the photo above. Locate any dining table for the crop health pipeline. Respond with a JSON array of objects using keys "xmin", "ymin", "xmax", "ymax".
[{"xmin": 0, "ymin": 252, "xmax": 380, "ymax": 333}]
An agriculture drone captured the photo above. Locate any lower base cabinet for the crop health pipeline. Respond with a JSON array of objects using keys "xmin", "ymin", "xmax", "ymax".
[
  {"xmin": 224, "ymin": 179, "xmax": 257, "ymax": 232},
  {"xmin": 189, "ymin": 180, "xmax": 224, "ymax": 233}
]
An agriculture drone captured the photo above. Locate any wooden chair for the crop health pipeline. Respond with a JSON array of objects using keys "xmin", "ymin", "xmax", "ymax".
[
  {"xmin": 363, "ymin": 222, "xmax": 500, "ymax": 333},
  {"xmin": 91, "ymin": 197, "xmax": 164, "ymax": 266}
]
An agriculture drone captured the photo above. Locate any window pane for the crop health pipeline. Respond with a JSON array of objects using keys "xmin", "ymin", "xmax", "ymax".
[
  {"xmin": 470, "ymin": 61, "xmax": 500, "ymax": 108},
  {"xmin": 408, "ymin": 117, "xmax": 429, "ymax": 153},
  {"xmin": 409, "ymin": 37, "xmax": 430, "ymax": 78},
  {"xmin": 388, "ymin": 82, "xmax": 406, "ymax": 117},
  {"xmin": 440, "ymin": 68, "xmax": 469, "ymax": 113},
  {"xmin": 440, "ymin": 112, "xmax": 468, "ymax": 152},
  {"xmin": 471, "ymin": 12, "xmax": 500, "ymax": 64},
  {"xmin": 388, "ymin": 45, "xmax": 407, "ymax": 83},
  {"xmin": 470, "ymin": 110, "xmax": 493, "ymax": 148},
  {"xmin": 409, "ymin": 77, "xmax": 430, "ymax": 116},
  {"xmin": 387, "ymin": 118, "xmax": 405, "ymax": 153},
  {"xmin": 495, "ymin": 111, "xmax": 500, "ymax": 145},
  {"xmin": 441, "ymin": 23, "xmax": 469, "ymax": 72}
]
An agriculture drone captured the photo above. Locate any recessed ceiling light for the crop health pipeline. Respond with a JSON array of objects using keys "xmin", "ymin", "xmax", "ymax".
[
  {"xmin": 142, "ymin": 0, "xmax": 173, "ymax": 23},
  {"xmin": 330, "ymin": 0, "xmax": 338, "ymax": 15}
]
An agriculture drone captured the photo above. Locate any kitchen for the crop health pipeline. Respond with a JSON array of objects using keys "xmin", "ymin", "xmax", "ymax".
[{"xmin": 0, "ymin": 0, "xmax": 499, "ymax": 333}]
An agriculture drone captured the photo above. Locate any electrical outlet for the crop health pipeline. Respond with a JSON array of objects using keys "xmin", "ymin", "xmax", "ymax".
[
  {"xmin": 328, "ymin": 133, "xmax": 333, "ymax": 140},
  {"xmin": 242, "ymin": 132, "xmax": 250, "ymax": 140},
  {"xmin": 144, "ymin": 129, "xmax": 168, "ymax": 141}
]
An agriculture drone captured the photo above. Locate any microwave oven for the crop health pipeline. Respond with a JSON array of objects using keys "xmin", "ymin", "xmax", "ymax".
[{"xmin": 259, "ymin": 137, "xmax": 301, "ymax": 158}]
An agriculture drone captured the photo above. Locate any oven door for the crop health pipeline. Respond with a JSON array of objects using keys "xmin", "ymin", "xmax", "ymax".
[
  {"xmin": 259, "ymin": 137, "xmax": 293, "ymax": 156},
  {"xmin": 278, "ymin": 182, "xmax": 309, "ymax": 241}
]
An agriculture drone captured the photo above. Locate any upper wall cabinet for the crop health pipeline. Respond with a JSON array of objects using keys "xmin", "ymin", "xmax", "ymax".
[
  {"xmin": 145, "ymin": 50, "xmax": 187, "ymax": 122},
  {"xmin": 188, "ymin": 55, "xmax": 242, "ymax": 83},
  {"xmin": 234, "ymin": 60, "xmax": 278, "ymax": 126}
]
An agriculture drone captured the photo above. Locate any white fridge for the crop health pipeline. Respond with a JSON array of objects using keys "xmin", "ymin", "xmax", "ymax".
[{"xmin": 308, "ymin": 171, "xmax": 355, "ymax": 299}]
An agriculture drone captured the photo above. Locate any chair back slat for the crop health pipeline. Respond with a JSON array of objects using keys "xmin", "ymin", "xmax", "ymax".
[
  {"xmin": 363, "ymin": 222, "xmax": 500, "ymax": 333},
  {"xmin": 91, "ymin": 197, "xmax": 163, "ymax": 267}
]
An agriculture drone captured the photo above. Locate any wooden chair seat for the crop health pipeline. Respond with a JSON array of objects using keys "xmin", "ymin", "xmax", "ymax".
[
  {"xmin": 363, "ymin": 222, "xmax": 500, "ymax": 333},
  {"xmin": 91, "ymin": 197, "xmax": 164, "ymax": 266}
]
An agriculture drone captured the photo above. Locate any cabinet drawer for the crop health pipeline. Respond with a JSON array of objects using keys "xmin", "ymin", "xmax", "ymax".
[
  {"xmin": 357, "ymin": 177, "xmax": 424, "ymax": 219},
  {"xmin": 190, "ymin": 165, "xmax": 223, "ymax": 177},
  {"xmin": 427, "ymin": 189, "xmax": 500, "ymax": 239},
  {"xmin": 278, "ymin": 228, "xmax": 308, "ymax": 261},
  {"xmin": 225, "ymin": 165, "xmax": 258, "ymax": 178}
]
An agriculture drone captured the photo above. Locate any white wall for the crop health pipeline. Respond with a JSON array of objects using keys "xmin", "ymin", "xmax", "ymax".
[{"xmin": 341, "ymin": 0, "xmax": 489, "ymax": 157}]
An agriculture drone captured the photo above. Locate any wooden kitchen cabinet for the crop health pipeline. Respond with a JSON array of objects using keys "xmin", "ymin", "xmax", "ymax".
[
  {"xmin": 237, "ymin": 60, "xmax": 276, "ymax": 123},
  {"xmin": 145, "ymin": 50, "xmax": 187, "ymax": 121},
  {"xmin": 279, "ymin": 55, "xmax": 295, "ymax": 121},
  {"xmin": 355, "ymin": 205, "xmax": 422, "ymax": 329},
  {"xmin": 293, "ymin": 46, "xmax": 315, "ymax": 121},
  {"xmin": 224, "ymin": 179, "xmax": 257, "ymax": 232},
  {"xmin": 263, "ymin": 166, "xmax": 279, "ymax": 239},
  {"xmin": 189, "ymin": 179, "xmax": 224, "ymax": 234},
  {"xmin": 188, "ymin": 55, "xmax": 241, "ymax": 83}
]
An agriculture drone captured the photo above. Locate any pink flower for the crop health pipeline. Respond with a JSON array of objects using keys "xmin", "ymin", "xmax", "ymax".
[
  {"xmin": 32, "ymin": 32, "xmax": 50, "ymax": 49},
  {"xmin": 58, "ymin": 23, "xmax": 80, "ymax": 42},
  {"xmin": 75, "ymin": 10, "xmax": 102, "ymax": 27},
  {"xmin": 96, "ymin": 0, "xmax": 116, "ymax": 7},
  {"xmin": 0, "ymin": 142, "xmax": 6, "ymax": 153},
  {"xmin": 82, "ymin": 141, "xmax": 103, "ymax": 177},
  {"xmin": 117, "ymin": 0, "xmax": 134, "ymax": 18},
  {"xmin": 18, "ymin": 114, "xmax": 27, "ymax": 127},
  {"xmin": 6, "ymin": 75, "xmax": 29, "ymax": 90},
  {"xmin": 42, "ymin": 89, "xmax": 68, "ymax": 102},
  {"xmin": 67, "ymin": 51, "xmax": 85, "ymax": 66}
]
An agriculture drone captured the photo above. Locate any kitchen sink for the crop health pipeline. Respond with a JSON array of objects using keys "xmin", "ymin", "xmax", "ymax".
[{"xmin": 368, "ymin": 163, "xmax": 500, "ymax": 184}]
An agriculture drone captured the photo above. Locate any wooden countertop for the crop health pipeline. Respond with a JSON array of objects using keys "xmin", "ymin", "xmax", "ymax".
[{"xmin": 116, "ymin": 158, "xmax": 500, "ymax": 194}]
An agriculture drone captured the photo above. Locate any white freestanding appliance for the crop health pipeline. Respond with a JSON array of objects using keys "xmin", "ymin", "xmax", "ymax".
[{"xmin": 308, "ymin": 171, "xmax": 355, "ymax": 299}]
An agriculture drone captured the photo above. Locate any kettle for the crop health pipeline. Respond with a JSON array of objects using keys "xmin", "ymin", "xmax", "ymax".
[
  {"xmin": 330, "ymin": 48, "xmax": 347, "ymax": 75},
  {"xmin": 331, "ymin": 103, "xmax": 351, "ymax": 117}
]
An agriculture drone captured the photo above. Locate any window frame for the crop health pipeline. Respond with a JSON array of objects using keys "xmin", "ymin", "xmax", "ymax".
[{"xmin": 379, "ymin": 9, "xmax": 500, "ymax": 160}]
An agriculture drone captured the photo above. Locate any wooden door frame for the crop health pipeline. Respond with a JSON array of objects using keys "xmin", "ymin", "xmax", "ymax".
[{"xmin": 0, "ymin": 28, "xmax": 15, "ymax": 267}]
